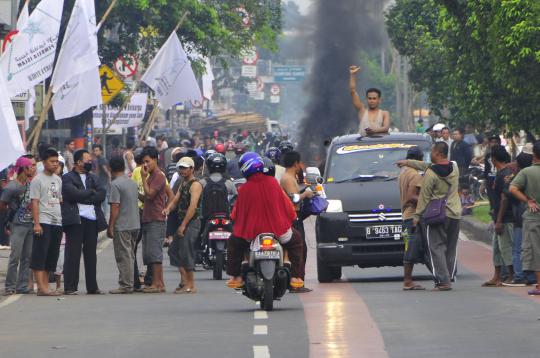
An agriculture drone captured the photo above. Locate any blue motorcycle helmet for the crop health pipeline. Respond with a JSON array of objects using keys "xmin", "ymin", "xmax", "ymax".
[
  {"xmin": 265, "ymin": 147, "xmax": 281, "ymax": 164},
  {"xmin": 239, "ymin": 152, "xmax": 265, "ymax": 178}
]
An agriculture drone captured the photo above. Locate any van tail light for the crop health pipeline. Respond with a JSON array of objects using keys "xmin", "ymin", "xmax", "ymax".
[
  {"xmin": 221, "ymin": 219, "xmax": 230, "ymax": 225},
  {"xmin": 210, "ymin": 219, "xmax": 220, "ymax": 225}
]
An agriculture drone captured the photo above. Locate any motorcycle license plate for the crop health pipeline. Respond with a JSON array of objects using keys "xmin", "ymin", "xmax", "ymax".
[
  {"xmin": 365, "ymin": 225, "xmax": 402, "ymax": 240},
  {"xmin": 209, "ymin": 231, "xmax": 231, "ymax": 240},
  {"xmin": 254, "ymin": 251, "xmax": 280, "ymax": 260}
]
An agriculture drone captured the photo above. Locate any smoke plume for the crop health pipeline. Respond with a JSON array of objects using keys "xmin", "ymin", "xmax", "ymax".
[{"xmin": 299, "ymin": 1, "xmax": 385, "ymax": 164}]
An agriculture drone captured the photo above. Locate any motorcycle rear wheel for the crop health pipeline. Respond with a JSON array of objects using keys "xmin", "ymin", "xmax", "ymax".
[
  {"xmin": 261, "ymin": 278, "xmax": 274, "ymax": 311},
  {"xmin": 213, "ymin": 251, "xmax": 224, "ymax": 280}
]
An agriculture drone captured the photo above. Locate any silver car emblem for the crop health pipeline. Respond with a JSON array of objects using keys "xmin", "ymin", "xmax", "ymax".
[{"xmin": 378, "ymin": 213, "xmax": 386, "ymax": 222}]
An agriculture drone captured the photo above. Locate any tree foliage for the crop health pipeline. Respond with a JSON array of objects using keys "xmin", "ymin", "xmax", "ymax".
[{"xmin": 385, "ymin": 0, "xmax": 540, "ymax": 131}]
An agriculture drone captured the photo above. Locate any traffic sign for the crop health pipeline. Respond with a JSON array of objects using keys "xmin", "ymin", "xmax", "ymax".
[
  {"xmin": 270, "ymin": 95, "xmax": 280, "ymax": 104},
  {"xmin": 242, "ymin": 48, "xmax": 259, "ymax": 65},
  {"xmin": 270, "ymin": 84, "xmax": 280, "ymax": 96},
  {"xmin": 242, "ymin": 65, "xmax": 257, "ymax": 78},
  {"xmin": 273, "ymin": 66, "xmax": 306, "ymax": 82},
  {"xmin": 100, "ymin": 65, "xmax": 125, "ymax": 104},
  {"xmin": 114, "ymin": 54, "xmax": 139, "ymax": 78}
]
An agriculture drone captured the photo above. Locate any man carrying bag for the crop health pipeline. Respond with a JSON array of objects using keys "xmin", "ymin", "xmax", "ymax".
[{"xmin": 397, "ymin": 142, "xmax": 462, "ymax": 291}]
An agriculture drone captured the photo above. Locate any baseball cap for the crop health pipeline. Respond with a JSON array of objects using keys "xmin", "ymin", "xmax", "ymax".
[
  {"xmin": 432, "ymin": 123, "xmax": 445, "ymax": 131},
  {"xmin": 176, "ymin": 156, "xmax": 195, "ymax": 168}
]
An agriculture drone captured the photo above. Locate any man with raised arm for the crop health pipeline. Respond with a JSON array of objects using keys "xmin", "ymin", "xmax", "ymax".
[{"xmin": 349, "ymin": 65, "xmax": 391, "ymax": 136}]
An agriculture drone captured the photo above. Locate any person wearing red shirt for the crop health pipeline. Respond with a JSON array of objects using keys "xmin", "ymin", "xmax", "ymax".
[{"xmin": 226, "ymin": 153, "xmax": 305, "ymax": 290}]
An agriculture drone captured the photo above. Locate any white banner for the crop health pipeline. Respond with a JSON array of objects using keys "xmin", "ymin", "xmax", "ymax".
[
  {"xmin": 52, "ymin": 67, "xmax": 102, "ymax": 120},
  {"xmin": 93, "ymin": 93, "xmax": 147, "ymax": 130},
  {"xmin": 141, "ymin": 32, "xmax": 202, "ymax": 109},
  {"xmin": 202, "ymin": 57, "xmax": 214, "ymax": 100},
  {"xmin": 0, "ymin": 67, "xmax": 25, "ymax": 171},
  {"xmin": 51, "ymin": 0, "xmax": 100, "ymax": 92},
  {"xmin": 0, "ymin": 0, "xmax": 64, "ymax": 97}
]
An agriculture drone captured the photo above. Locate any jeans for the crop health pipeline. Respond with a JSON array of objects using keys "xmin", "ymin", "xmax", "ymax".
[
  {"xmin": 513, "ymin": 227, "xmax": 525, "ymax": 281},
  {"xmin": 5, "ymin": 224, "xmax": 33, "ymax": 292}
]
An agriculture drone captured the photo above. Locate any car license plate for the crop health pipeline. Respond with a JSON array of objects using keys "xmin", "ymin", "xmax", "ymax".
[
  {"xmin": 208, "ymin": 231, "xmax": 231, "ymax": 240},
  {"xmin": 254, "ymin": 251, "xmax": 280, "ymax": 260},
  {"xmin": 365, "ymin": 225, "xmax": 402, "ymax": 240}
]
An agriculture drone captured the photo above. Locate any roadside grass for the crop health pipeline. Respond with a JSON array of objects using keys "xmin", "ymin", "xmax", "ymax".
[{"xmin": 472, "ymin": 203, "xmax": 491, "ymax": 224}]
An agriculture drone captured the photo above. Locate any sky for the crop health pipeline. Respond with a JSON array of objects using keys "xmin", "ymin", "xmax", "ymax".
[{"xmin": 292, "ymin": 0, "xmax": 312, "ymax": 14}]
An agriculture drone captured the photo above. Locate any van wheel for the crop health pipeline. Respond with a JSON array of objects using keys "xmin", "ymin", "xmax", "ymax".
[{"xmin": 317, "ymin": 256, "xmax": 334, "ymax": 283}]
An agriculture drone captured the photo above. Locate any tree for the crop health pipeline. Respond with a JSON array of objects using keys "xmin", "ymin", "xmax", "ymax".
[{"xmin": 385, "ymin": 0, "xmax": 540, "ymax": 131}]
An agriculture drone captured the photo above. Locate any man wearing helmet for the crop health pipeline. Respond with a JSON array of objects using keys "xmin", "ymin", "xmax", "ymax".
[
  {"xmin": 265, "ymin": 147, "xmax": 285, "ymax": 182},
  {"xmin": 200, "ymin": 153, "xmax": 237, "ymax": 198},
  {"xmin": 226, "ymin": 152, "xmax": 306, "ymax": 290}
]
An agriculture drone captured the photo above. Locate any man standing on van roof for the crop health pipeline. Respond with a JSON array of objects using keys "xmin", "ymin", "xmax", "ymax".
[{"xmin": 349, "ymin": 65, "xmax": 391, "ymax": 137}]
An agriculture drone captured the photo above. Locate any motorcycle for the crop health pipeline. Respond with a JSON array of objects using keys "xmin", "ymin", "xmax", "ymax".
[
  {"xmin": 202, "ymin": 213, "xmax": 232, "ymax": 280},
  {"xmin": 242, "ymin": 233, "xmax": 290, "ymax": 311},
  {"xmin": 465, "ymin": 165, "xmax": 488, "ymax": 201}
]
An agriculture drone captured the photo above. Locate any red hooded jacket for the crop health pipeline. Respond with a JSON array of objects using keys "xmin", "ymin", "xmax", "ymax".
[{"xmin": 231, "ymin": 173, "xmax": 296, "ymax": 240}]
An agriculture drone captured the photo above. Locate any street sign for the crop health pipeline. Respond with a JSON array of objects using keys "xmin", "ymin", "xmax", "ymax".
[
  {"xmin": 270, "ymin": 95, "xmax": 280, "ymax": 104},
  {"xmin": 273, "ymin": 66, "xmax": 306, "ymax": 82},
  {"xmin": 114, "ymin": 54, "xmax": 139, "ymax": 78},
  {"xmin": 242, "ymin": 47, "xmax": 259, "ymax": 65},
  {"xmin": 270, "ymin": 84, "xmax": 280, "ymax": 96},
  {"xmin": 11, "ymin": 91, "xmax": 29, "ymax": 102},
  {"xmin": 242, "ymin": 65, "xmax": 257, "ymax": 78},
  {"xmin": 100, "ymin": 65, "xmax": 125, "ymax": 104}
]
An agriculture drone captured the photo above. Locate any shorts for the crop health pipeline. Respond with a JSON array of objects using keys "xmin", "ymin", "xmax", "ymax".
[
  {"xmin": 30, "ymin": 223, "xmax": 63, "ymax": 272},
  {"xmin": 403, "ymin": 219, "xmax": 425, "ymax": 264},
  {"xmin": 170, "ymin": 220, "xmax": 201, "ymax": 271},
  {"xmin": 142, "ymin": 221, "xmax": 166, "ymax": 265},
  {"xmin": 522, "ymin": 217, "xmax": 540, "ymax": 272}
]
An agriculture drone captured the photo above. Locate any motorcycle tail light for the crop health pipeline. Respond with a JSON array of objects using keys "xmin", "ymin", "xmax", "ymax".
[
  {"xmin": 221, "ymin": 219, "xmax": 230, "ymax": 225},
  {"xmin": 261, "ymin": 238, "xmax": 275, "ymax": 251},
  {"xmin": 211, "ymin": 219, "xmax": 220, "ymax": 225}
]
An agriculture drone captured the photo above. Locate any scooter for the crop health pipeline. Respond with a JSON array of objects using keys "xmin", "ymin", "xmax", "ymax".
[
  {"xmin": 242, "ymin": 233, "xmax": 290, "ymax": 311},
  {"xmin": 202, "ymin": 213, "xmax": 232, "ymax": 280}
]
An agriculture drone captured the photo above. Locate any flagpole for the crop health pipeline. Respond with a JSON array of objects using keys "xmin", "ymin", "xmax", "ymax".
[
  {"xmin": 28, "ymin": 0, "xmax": 120, "ymax": 153},
  {"xmin": 103, "ymin": 10, "xmax": 190, "ymax": 136},
  {"xmin": 141, "ymin": 99, "xmax": 160, "ymax": 140}
]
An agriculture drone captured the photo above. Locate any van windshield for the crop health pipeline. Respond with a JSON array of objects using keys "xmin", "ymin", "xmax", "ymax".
[{"xmin": 326, "ymin": 143, "xmax": 430, "ymax": 183}]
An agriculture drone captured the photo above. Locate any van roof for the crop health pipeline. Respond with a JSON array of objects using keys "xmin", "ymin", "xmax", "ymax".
[{"xmin": 331, "ymin": 132, "xmax": 431, "ymax": 146}]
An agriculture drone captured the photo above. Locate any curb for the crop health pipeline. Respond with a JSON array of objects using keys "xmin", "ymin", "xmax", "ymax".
[{"xmin": 461, "ymin": 216, "xmax": 492, "ymax": 246}]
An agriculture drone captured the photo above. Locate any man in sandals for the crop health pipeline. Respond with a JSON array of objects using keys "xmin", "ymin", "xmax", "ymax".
[
  {"xmin": 163, "ymin": 157, "xmax": 202, "ymax": 294},
  {"xmin": 397, "ymin": 142, "xmax": 461, "ymax": 291},
  {"xmin": 510, "ymin": 141, "xmax": 540, "ymax": 296},
  {"xmin": 398, "ymin": 147, "xmax": 426, "ymax": 290}
]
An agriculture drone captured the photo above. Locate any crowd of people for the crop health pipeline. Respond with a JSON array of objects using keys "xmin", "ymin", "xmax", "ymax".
[
  {"xmin": 397, "ymin": 125, "xmax": 540, "ymax": 295},
  {"xmin": 0, "ymin": 131, "xmax": 315, "ymax": 296}
]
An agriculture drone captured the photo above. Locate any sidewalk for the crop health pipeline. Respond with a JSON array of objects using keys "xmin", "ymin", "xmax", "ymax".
[{"xmin": 460, "ymin": 215, "xmax": 492, "ymax": 245}]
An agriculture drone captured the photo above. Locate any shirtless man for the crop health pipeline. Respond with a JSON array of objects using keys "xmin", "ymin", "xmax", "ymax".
[{"xmin": 349, "ymin": 65, "xmax": 391, "ymax": 136}]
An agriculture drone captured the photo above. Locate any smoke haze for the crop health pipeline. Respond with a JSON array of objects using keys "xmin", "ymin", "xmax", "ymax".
[{"xmin": 299, "ymin": 0, "xmax": 385, "ymax": 163}]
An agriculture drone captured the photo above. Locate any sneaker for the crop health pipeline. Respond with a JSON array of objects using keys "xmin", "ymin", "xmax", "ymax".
[
  {"xmin": 3, "ymin": 289, "xmax": 15, "ymax": 296},
  {"xmin": 502, "ymin": 279, "xmax": 527, "ymax": 287},
  {"xmin": 109, "ymin": 288, "xmax": 133, "ymax": 294}
]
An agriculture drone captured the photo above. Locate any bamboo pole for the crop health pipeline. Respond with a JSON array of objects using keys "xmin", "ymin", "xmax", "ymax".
[
  {"xmin": 141, "ymin": 100, "xmax": 159, "ymax": 140},
  {"xmin": 174, "ymin": 11, "xmax": 190, "ymax": 32},
  {"xmin": 28, "ymin": 0, "xmax": 120, "ymax": 153}
]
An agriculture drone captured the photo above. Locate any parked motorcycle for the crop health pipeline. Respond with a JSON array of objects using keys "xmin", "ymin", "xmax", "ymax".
[
  {"xmin": 465, "ymin": 165, "xmax": 488, "ymax": 201},
  {"xmin": 242, "ymin": 233, "xmax": 290, "ymax": 311}
]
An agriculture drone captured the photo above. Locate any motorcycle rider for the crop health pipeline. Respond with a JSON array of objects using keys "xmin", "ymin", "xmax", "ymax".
[
  {"xmin": 226, "ymin": 153, "xmax": 306, "ymax": 290},
  {"xmin": 227, "ymin": 143, "xmax": 246, "ymax": 180},
  {"xmin": 265, "ymin": 147, "xmax": 285, "ymax": 182}
]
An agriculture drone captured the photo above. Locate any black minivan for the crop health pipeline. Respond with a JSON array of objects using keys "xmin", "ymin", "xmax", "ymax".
[{"xmin": 316, "ymin": 133, "xmax": 432, "ymax": 282}]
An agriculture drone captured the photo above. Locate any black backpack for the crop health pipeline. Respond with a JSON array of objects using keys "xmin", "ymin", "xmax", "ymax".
[
  {"xmin": 166, "ymin": 163, "xmax": 177, "ymax": 182},
  {"xmin": 201, "ymin": 177, "xmax": 229, "ymax": 219}
]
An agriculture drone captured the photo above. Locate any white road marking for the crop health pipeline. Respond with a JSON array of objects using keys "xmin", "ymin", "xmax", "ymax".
[
  {"xmin": 253, "ymin": 345, "xmax": 270, "ymax": 358},
  {"xmin": 0, "ymin": 294, "xmax": 22, "ymax": 309},
  {"xmin": 253, "ymin": 325, "xmax": 268, "ymax": 335},
  {"xmin": 254, "ymin": 310, "xmax": 268, "ymax": 320}
]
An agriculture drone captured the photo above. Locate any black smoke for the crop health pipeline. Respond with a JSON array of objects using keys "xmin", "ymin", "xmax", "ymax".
[{"xmin": 299, "ymin": 1, "xmax": 385, "ymax": 164}]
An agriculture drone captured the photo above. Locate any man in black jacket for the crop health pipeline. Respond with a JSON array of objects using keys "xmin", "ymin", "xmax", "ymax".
[
  {"xmin": 450, "ymin": 128, "xmax": 473, "ymax": 177},
  {"xmin": 62, "ymin": 149, "xmax": 107, "ymax": 295}
]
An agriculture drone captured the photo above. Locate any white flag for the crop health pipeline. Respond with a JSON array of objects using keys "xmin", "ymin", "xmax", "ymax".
[
  {"xmin": 16, "ymin": 2, "xmax": 34, "ymax": 130},
  {"xmin": 202, "ymin": 57, "xmax": 214, "ymax": 100},
  {"xmin": 52, "ymin": 67, "xmax": 102, "ymax": 120},
  {"xmin": 141, "ymin": 32, "xmax": 202, "ymax": 109},
  {"xmin": 0, "ymin": 0, "xmax": 64, "ymax": 97},
  {"xmin": 16, "ymin": 1, "xmax": 29, "ymax": 30},
  {"xmin": 0, "ymin": 71, "xmax": 25, "ymax": 171},
  {"xmin": 51, "ymin": 0, "xmax": 100, "ymax": 92}
]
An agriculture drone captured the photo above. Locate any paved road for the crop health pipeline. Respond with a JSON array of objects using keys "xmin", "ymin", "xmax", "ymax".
[{"xmin": 1, "ymin": 221, "xmax": 539, "ymax": 358}]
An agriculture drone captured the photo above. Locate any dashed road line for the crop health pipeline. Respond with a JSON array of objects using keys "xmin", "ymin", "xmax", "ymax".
[
  {"xmin": 253, "ymin": 325, "xmax": 268, "ymax": 335},
  {"xmin": 253, "ymin": 345, "xmax": 270, "ymax": 358},
  {"xmin": 254, "ymin": 310, "xmax": 268, "ymax": 320}
]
